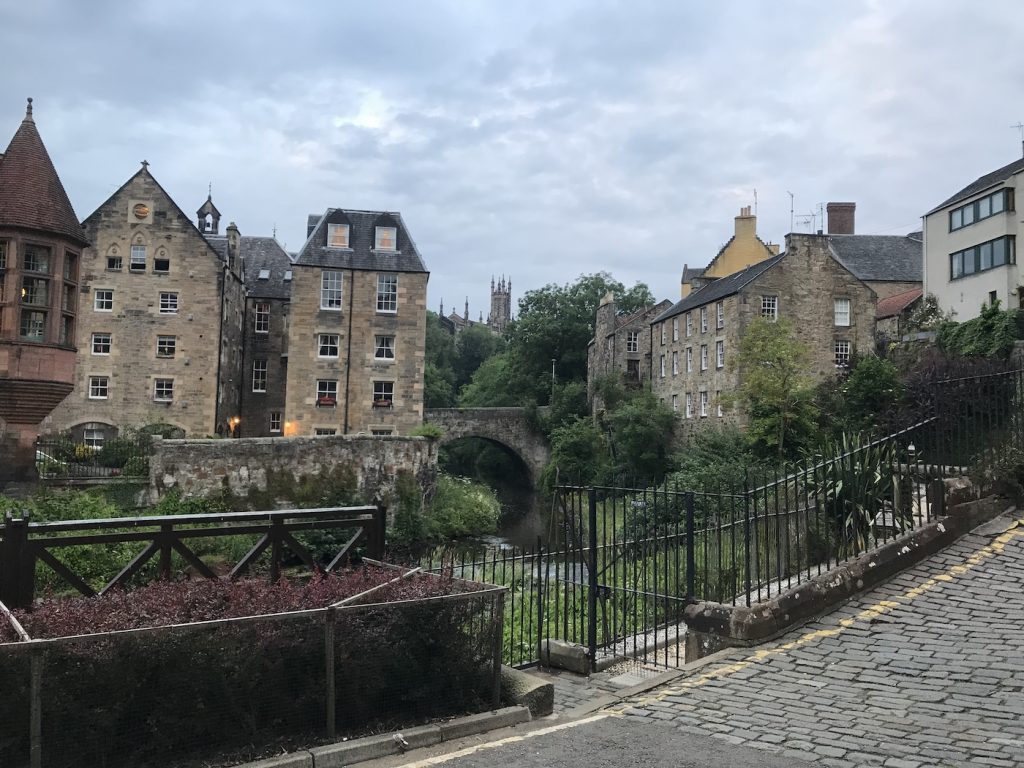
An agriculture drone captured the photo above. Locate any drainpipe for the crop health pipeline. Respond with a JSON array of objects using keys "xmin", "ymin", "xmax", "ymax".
[
  {"xmin": 214, "ymin": 266, "xmax": 226, "ymax": 435},
  {"xmin": 343, "ymin": 269, "xmax": 355, "ymax": 434}
]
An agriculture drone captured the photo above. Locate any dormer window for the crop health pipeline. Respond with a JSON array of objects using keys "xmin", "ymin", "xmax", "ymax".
[
  {"xmin": 258, "ymin": 269, "xmax": 270, "ymax": 280},
  {"xmin": 328, "ymin": 224, "xmax": 350, "ymax": 248},
  {"xmin": 375, "ymin": 226, "xmax": 397, "ymax": 251},
  {"xmin": 284, "ymin": 270, "xmax": 293, "ymax": 281}
]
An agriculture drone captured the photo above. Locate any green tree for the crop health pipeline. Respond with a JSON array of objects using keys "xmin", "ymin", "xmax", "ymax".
[
  {"xmin": 732, "ymin": 317, "xmax": 818, "ymax": 460},
  {"xmin": 543, "ymin": 417, "xmax": 611, "ymax": 487},
  {"xmin": 458, "ymin": 354, "xmax": 528, "ymax": 406},
  {"xmin": 836, "ymin": 355, "xmax": 903, "ymax": 434},
  {"xmin": 937, "ymin": 299, "xmax": 1023, "ymax": 358},
  {"xmin": 425, "ymin": 312, "xmax": 457, "ymax": 407},
  {"xmin": 453, "ymin": 324, "xmax": 505, "ymax": 390},
  {"xmin": 603, "ymin": 391, "xmax": 676, "ymax": 484}
]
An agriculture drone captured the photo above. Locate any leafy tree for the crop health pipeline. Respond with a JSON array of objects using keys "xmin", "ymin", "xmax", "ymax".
[
  {"xmin": 836, "ymin": 355, "xmax": 903, "ymax": 435},
  {"xmin": 937, "ymin": 300, "xmax": 1024, "ymax": 358},
  {"xmin": 543, "ymin": 417, "xmax": 611, "ymax": 487},
  {"xmin": 453, "ymin": 324, "xmax": 505, "ymax": 390},
  {"xmin": 424, "ymin": 363, "xmax": 455, "ymax": 408},
  {"xmin": 668, "ymin": 426, "xmax": 760, "ymax": 492},
  {"xmin": 603, "ymin": 391, "xmax": 676, "ymax": 484},
  {"xmin": 731, "ymin": 317, "xmax": 818, "ymax": 460},
  {"xmin": 458, "ymin": 354, "xmax": 527, "ymax": 406},
  {"xmin": 424, "ymin": 311, "xmax": 457, "ymax": 407}
]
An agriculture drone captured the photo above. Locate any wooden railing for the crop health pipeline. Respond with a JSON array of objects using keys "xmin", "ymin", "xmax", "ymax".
[{"xmin": 0, "ymin": 506, "xmax": 386, "ymax": 609}]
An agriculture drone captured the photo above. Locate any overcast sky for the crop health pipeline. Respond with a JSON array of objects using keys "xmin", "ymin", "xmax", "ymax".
[{"xmin": 3, "ymin": 1, "xmax": 1023, "ymax": 320}]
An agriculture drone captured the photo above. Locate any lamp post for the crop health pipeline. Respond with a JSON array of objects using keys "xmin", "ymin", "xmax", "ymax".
[{"xmin": 551, "ymin": 358, "xmax": 556, "ymax": 404}]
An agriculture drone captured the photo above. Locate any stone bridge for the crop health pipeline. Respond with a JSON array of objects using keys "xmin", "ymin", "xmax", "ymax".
[{"xmin": 423, "ymin": 408, "xmax": 551, "ymax": 487}]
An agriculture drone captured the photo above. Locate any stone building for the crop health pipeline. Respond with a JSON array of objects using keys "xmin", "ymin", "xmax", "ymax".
[
  {"xmin": 0, "ymin": 100, "xmax": 87, "ymax": 480},
  {"xmin": 439, "ymin": 276, "xmax": 513, "ymax": 336},
  {"xmin": 680, "ymin": 207, "xmax": 780, "ymax": 298},
  {"xmin": 44, "ymin": 165, "xmax": 246, "ymax": 442},
  {"xmin": 284, "ymin": 208, "xmax": 428, "ymax": 436},
  {"xmin": 876, "ymin": 287, "xmax": 923, "ymax": 343},
  {"xmin": 651, "ymin": 233, "xmax": 876, "ymax": 427},
  {"xmin": 586, "ymin": 293, "xmax": 672, "ymax": 409}
]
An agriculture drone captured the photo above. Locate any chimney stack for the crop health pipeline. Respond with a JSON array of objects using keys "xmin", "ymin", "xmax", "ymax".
[
  {"xmin": 734, "ymin": 206, "xmax": 756, "ymax": 240},
  {"xmin": 826, "ymin": 202, "xmax": 856, "ymax": 235}
]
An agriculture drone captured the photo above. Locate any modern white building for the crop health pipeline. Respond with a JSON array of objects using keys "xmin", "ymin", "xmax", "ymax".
[{"xmin": 923, "ymin": 157, "xmax": 1023, "ymax": 320}]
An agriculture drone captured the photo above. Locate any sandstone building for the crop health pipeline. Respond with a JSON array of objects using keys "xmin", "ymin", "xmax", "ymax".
[
  {"xmin": 44, "ymin": 165, "xmax": 246, "ymax": 442},
  {"xmin": 283, "ymin": 209, "xmax": 428, "ymax": 437},
  {"xmin": 439, "ymin": 276, "xmax": 513, "ymax": 335},
  {"xmin": 680, "ymin": 208, "xmax": 780, "ymax": 298},
  {"xmin": 0, "ymin": 100, "xmax": 87, "ymax": 480},
  {"xmin": 650, "ymin": 233, "xmax": 876, "ymax": 427}
]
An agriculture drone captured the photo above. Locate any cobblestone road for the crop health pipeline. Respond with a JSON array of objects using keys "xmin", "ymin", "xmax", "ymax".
[{"xmin": 610, "ymin": 512, "xmax": 1024, "ymax": 767}]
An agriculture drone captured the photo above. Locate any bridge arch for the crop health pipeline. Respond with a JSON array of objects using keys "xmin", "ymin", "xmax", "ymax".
[{"xmin": 424, "ymin": 408, "xmax": 551, "ymax": 488}]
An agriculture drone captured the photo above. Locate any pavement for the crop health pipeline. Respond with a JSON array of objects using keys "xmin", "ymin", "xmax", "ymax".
[{"xmin": 366, "ymin": 509, "xmax": 1024, "ymax": 768}]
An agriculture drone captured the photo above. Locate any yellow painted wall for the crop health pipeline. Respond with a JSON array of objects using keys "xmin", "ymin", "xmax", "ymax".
[{"xmin": 680, "ymin": 207, "xmax": 778, "ymax": 297}]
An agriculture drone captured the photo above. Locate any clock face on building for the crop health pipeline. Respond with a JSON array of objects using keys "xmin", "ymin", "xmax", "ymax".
[{"xmin": 133, "ymin": 203, "xmax": 150, "ymax": 220}]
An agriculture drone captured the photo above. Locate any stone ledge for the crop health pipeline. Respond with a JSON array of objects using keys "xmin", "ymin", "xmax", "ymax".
[
  {"xmin": 683, "ymin": 495, "xmax": 1014, "ymax": 654},
  {"xmin": 500, "ymin": 666, "xmax": 553, "ymax": 716}
]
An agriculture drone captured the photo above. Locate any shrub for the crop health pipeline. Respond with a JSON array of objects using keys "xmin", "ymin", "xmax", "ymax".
[
  {"xmin": 122, "ymin": 456, "xmax": 150, "ymax": 477},
  {"xmin": 427, "ymin": 474, "xmax": 500, "ymax": 539},
  {"xmin": 410, "ymin": 422, "xmax": 443, "ymax": 440},
  {"xmin": 96, "ymin": 437, "xmax": 136, "ymax": 468}
]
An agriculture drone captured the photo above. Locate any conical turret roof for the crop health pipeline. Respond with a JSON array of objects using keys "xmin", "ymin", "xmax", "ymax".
[{"xmin": 0, "ymin": 99, "xmax": 87, "ymax": 245}]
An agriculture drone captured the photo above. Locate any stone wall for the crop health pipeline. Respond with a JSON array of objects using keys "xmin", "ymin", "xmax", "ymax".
[{"xmin": 148, "ymin": 434, "xmax": 438, "ymax": 508}]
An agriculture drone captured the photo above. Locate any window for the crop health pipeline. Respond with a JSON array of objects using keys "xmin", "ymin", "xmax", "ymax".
[
  {"xmin": 107, "ymin": 253, "xmax": 122, "ymax": 270},
  {"xmin": 834, "ymin": 298, "xmax": 851, "ymax": 327},
  {"xmin": 660, "ymin": 324, "xmax": 666, "ymax": 345},
  {"xmin": 321, "ymin": 271, "xmax": 343, "ymax": 309},
  {"xmin": 270, "ymin": 412, "xmax": 282, "ymax": 433},
  {"xmin": 371, "ymin": 428, "xmax": 394, "ymax": 436},
  {"xmin": 0, "ymin": 241, "xmax": 6, "ymax": 302},
  {"xmin": 685, "ymin": 393, "xmax": 693, "ymax": 419},
  {"xmin": 94, "ymin": 290, "xmax": 113, "ymax": 312},
  {"xmin": 950, "ymin": 236, "xmax": 1016, "ymax": 280},
  {"xmin": 671, "ymin": 394, "xmax": 678, "ymax": 412},
  {"xmin": 761, "ymin": 295, "xmax": 778, "ymax": 320},
  {"xmin": 377, "ymin": 274, "xmax": 398, "ymax": 313},
  {"xmin": 257, "ymin": 269, "xmax": 270, "ymax": 280},
  {"xmin": 375, "ymin": 335, "xmax": 396, "ymax": 360},
  {"xmin": 154, "ymin": 378, "xmax": 174, "ymax": 402},
  {"xmin": 660, "ymin": 354, "xmax": 666, "ymax": 378},
  {"xmin": 153, "ymin": 251, "xmax": 170, "ymax": 273},
  {"xmin": 62, "ymin": 283, "xmax": 75, "ymax": 312},
  {"xmin": 374, "ymin": 226, "xmax": 397, "ymax": 250},
  {"xmin": 252, "ymin": 360, "xmax": 267, "ymax": 392},
  {"xmin": 327, "ymin": 223, "xmax": 350, "ymax": 248},
  {"xmin": 949, "ymin": 188, "xmax": 1013, "ymax": 232},
  {"xmin": 672, "ymin": 318, "xmax": 679, "ymax": 342},
  {"xmin": 685, "ymin": 313, "xmax": 693, "ymax": 337},
  {"xmin": 159, "ymin": 292, "xmax": 178, "ymax": 314},
  {"xmin": 716, "ymin": 391, "xmax": 723, "ymax": 418},
  {"xmin": 314, "ymin": 428, "xmax": 337, "ymax": 436},
  {"xmin": 89, "ymin": 376, "xmax": 109, "ymax": 399},
  {"xmin": 834, "ymin": 340, "xmax": 852, "ymax": 368},
  {"xmin": 284, "ymin": 270, "xmax": 293, "ymax": 281},
  {"xmin": 130, "ymin": 245, "xmax": 146, "ymax": 272},
  {"xmin": 59, "ymin": 315, "xmax": 73, "ymax": 345},
  {"xmin": 316, "ymin": 380, "xmax": 338, "ymax": 407},
  {"xmin": 700, "ymin": 344, "xmax": 708, "ymax": 371},
  {"xmin": 715, "ymin": 302, "xmax": 724, "ymax": 329},
  {"xmin": 92, "ymin": 332, "xmax": 111, "ymax": 355},
  {"xmin": 63, "ymin": 252, "xmax": 78, "ymax": 281},
  {"xmin": 156, "ymin": 335, "xmax": 176, "ymax": 358},
  {"xmin": 672, "ymin": 350, "xmax": 678, "ymax": 375},
  {"xmin": 21, "ymin": 277, "xmax": 48, "ymax": 306},
  {"xmin": 19, "ymin": 310, "xmax": 45, "ymax": 341},
  {"xmin": 716, "ymin": 340, "xmax": 724, "ymax": 369},
  {"xmin": 989, "ymin": 290, "xmax": 999, "ymax": 307},
  {"xmin": 254, "ymin": 301, "xmax": 270, "ymax": 333},
  {"xmin": 23, "ymin": 245, "xmax": 50, "ymax": 274},
  {"xmin": 700, "ymin": 391, "xmax": 709, "ymax": 418},
  {"xmin": 626, "ymin": 331, "xmax": 639, "ymax": 353},
  {"xmin": 700, "ymin": 307, "xmax": 708, "ymax": 333},
  {"xmin": 686, "ymin": 347, "xmax": 693, "ymax": 373},
  {"xmin": 318, "ymin": 333, "xmax": 340, "ymax": 358},
  {"xmin": 83, "ymin": 427, "xmax": 105, "ymax": 449},
  {"xmin": 373, "ymin": 381, "xmax": 394, "ymax": 407}
]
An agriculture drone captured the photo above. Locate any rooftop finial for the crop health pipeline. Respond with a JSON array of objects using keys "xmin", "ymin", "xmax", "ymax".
[
  {"xmin": 141, "ymin": 159, "xmax": 149, "ymax": 169},
  {"xmin": 208, "ymin": 182, "xmax": 212, "ymax": 198},
  {"xmin": 25, "ymin": 97, "xmax": 33, "ymax": 121}
]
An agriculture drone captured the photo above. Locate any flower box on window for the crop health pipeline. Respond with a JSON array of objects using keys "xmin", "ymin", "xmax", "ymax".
[
  {"xmin": 316, "ymin": 396, "xmax": 337, "ymax": 408},
  {"xmin": 372, "ymin": 399, "xmax": 393, "ymax": 409}
]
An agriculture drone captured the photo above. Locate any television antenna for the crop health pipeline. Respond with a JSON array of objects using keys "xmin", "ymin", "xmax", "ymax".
[{"xmin": 1013, "ymin": 122, "xmax": 1024, "ymax": 158}]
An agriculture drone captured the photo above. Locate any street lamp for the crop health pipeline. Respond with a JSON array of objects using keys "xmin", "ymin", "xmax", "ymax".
[{"xmin": 551, "ymin": 358, "xmax": 556, "ymax": 404}]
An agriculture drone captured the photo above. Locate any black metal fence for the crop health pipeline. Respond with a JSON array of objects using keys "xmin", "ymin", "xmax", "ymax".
[
  {"xmin": 34, "ymin": 434, "xmax": 153, "ymax": 480},
  {"xmin": 427, "ymin": 367, "xmax": 1024, "ymax": 671}
]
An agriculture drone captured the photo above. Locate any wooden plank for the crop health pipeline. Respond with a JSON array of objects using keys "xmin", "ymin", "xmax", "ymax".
[
  {"xmin": 280, "ymin": 530, "xmax": 318, "ymax": 572},
  {"xmin": 170, "ymin": 539, "xmax": 217, "ymax": 580},
  {"xmin": 0, "ymin": 597, "xmax": 30, "ymax": 641},
  {"xmin": 99, "ymin": 541, "xmax": 160, "ymax": 596},
  {"xmin": 229, "ymin": 533, "xmax": 272, "ymax": 579},
  {"xmin": 325, "ymin": 529, "xmax": 364, "ymax": 572},
  {"xmin": 35, "ymin": 548, "xmax": 95, "ymax": 598},
  {"xmin": 330, "ymin": 567, "xmax": 421, "ymax": 608}
]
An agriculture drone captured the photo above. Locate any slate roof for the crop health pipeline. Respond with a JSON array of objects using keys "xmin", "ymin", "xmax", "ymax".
[
  {"xmin": 653, "ymin": 254, "xmax": 785, "ymax": 324},
  {"xmin": 0, "ymin": 100, "xmax": 88, "ymax": 245},
  {"xmin": 876, "ymin": 287, "xmax": 923, "ymax": 320},
  {"xmin": 203, "ymin": 235, "xmax": 229, "ymax": 263},
  {"xmin": 681, "ymin": 264, "xmax": 706, "ymax": 284},
  {"xmin": 828, "ymin": 234, "xmax": 922, "ymax": 283},
  {"xmin": 929, "ymin": 157, "xmax": 1024, "ymax": 214},
  {"xmin": 241, "ymin": 236, "xmax": 293, "ymax": 300},
  {"xmin": 294, "ymin": 209, "xmax": 428, "ymax": 273}
]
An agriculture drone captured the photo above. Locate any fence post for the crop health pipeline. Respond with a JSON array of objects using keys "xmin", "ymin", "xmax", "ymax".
[
  {"xmin": 30, "ymin": 649, "xmax": 42, "ymax": 768},
  {"xmin": 685, "ymin": 492, "xmax": 696, "ymax": 602},
  {"xmin": 742, "ymin": 475, "xmax": 752, "ymax": 608},
  {"xmin": 368, "ymin": 506, "xmax": 387, "ymax": 559},
  {"xmin": 535, "ymin": 537, "xmax": 544, "ymax": 665},
  {"xmin": 587, "ymin": 487, "xmax": 598, "ymax": 673},
  {"xmin": 324, "ymin": 607, "xmax": 336, "ymax": 739},
  {"xmin": 492, "ymin": 593, "xmax": 504, "ymax": 709},
  {"xmin": 0, "ymin": 512, "xmax": 34, "ymax": 610}
]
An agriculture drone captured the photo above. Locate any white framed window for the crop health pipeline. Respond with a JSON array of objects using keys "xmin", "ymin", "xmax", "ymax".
[
  {"xmin": 327, "ymin": 223, "xmax": 350, "ymax": 248},
  {"xmin": 716, "ymin": 302, "xmax": 724, "ymax": 329},
  {"xmin": 700, "ymin": 391, "xmax": 709, "ymax": 418},
  {"xmin": 374, "ymin": 226, "xmax": 397, "ymax": 250},
  {"xmin": 159, "ymin": 292, "xmax": 178, "ymax": 314},
  {"xmin": 834, "ymin": 297, "xmax": 851, "ymax": 327},
  {"xmin": 154, "ymin": 378, "xmax": 174, "ymax": 402},
  {"xmin": 700, "ymin": 307, "xmax": 708, "ymax": 333},
  {"xmin": 91, "ymin": 332, "xmax": 111, "ymax": 355},
  {"xmin": 316, "ymin": 379, "xmax": 338, "ymax": 407},
  {"xmin": 671, "ymin": 394, "xmax": 678, "ymax": 412},
  {"xmin": 834, "ymin": 340, "xmax": 852, "ymax": 368},
  {"xmin": 252, "ymin": 360, "xmax": 268, "ymax": 392},
  {"xmin": 321, "ymin": 271, "xmax": 343, "ymax": 310},
  {"xmin": 716, "ymin": 391, "xmax": 723, "ymax": 418},
  {"xmin": 686, "ymin": 347, "xmax": 693, "ymax": 373},
  {"xmin": 716, "ymin": 340, "xmax": 724, "ymax": 369},
  {"xmin": 314, "ymin": 428, "xmax": 337, "ymax": 436},
  {"xmin": 660, "ymin": 354, "xmax": 666, "ymax": 378},
  {"xmin": 700, "ymin": 344, "xmax": 708, "ymax": 371},
  {"xmin": 94, "ymin": 289, "xmax": 113, "ymax": 312},
  {"xmin": 156, "ymin": 335, "xmax": 176, "ymax": 358},
  {"xmin": 373, "ymin": 381, "xmax": 394, "ymax": 407},
  {"xmin": 83, "ymin": 427, "xmax": 105, "ymax": 449},
  {"xmin": 318, "ymin": 333, "xmax": 340, "ymax": 358},
  {"xmin": 685, "ymin": 313, "xmax": 693, "ymax": 337},
  {"xmin": 270, "ymin": 412, "xmax": 282, "ymax": 433},
  {"xmin": 685, "ymin": 393, "xmax": 693, "ymax": 419},
  {"xmin": 672, "ymin": 350, "xmax": 678, "ymax": 375},
  {"xmin": 672, "ymin": 318, "xmax": 679, "ymax": 342},
  {"xmin": 107, "ymin": 253, "xmax": 122, "ymax": 271},
  {"xmin": 375, "ymin": 335, "xmax": 396, "ymax": 360},
  {"xmin": 761, "ymin": 295, "xmax": 778, "ymax": 321},
  {"xmin": 377, "ymin": 274, "xmax": 398, "ymax": 313},
  {"xmin": 254, "ymin": 302, "xmax": 270, "ymax": 333},
  {"xmin": 88, "ymin": 376, "xmax": 109, "ymax": 400},
  {"xmin": 626, "ymin": 331, "xmax": 639, "ymax": 353},
  {"xmin": 130, "ymin": 245, "xmax": 146, "ymax": 272},
  {"xmin": 660, "ymin": 324, "xmax": 666, "ymax": 345}
]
